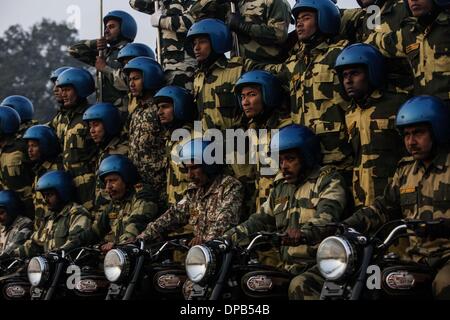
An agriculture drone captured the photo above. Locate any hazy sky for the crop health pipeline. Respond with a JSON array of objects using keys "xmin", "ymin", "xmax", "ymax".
[{"xmin": 1, "ymin": 0, "xmax": 358, "ymax": 50}]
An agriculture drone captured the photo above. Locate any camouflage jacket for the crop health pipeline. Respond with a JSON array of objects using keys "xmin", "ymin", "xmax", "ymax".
[
  {"xmin": 32, "ymin": 158, "xmax": 64, "ymax": 230},
  {"xmin": 128, "ymin": 97, "xmax": 167, "ymax": 209},
  {"xmin": 0, "ymin": 216, "xmax": 33, "ymax": 256},
  {"xmin": 68, "ymin": 39, "xmax": 130, "ymax": 104},
  {"xmin": 141, "ymin": 174, "xmax": 243, "ymax": 242},
  {"xmin": 189, "ymin": 0, "xmax": 291, "ymax": 63},
  {"xmin": 225, "ymin": 165, "xmax": 347, "ymax": 273},
  {"xmin": 345, "ymin": 148, "xmax": 450, "ymax": 261},
  {"xmin": 261, "ymin": 38, "xmax": 353, "ymax": 173},
  {"xmin": 93, "ymin": 135, "xmax": 129, "ymax": 217},
  {"xmin": 56, "ymin": 101, "xmax": 97, "ymax": 211},
  {"xmin": 0, "ymin": 136, "xmax": 35, "ymax": 218},
  {"xmin": 366, "ymin": 10, "xmax": 450, "ymax": 101},
  {"xmin": 82, "ymin": 184, "xmax": 159, "ymax": 244},
  {"xmin": 345, "ymin": 89, "xmax": 408, "ymax": 208},
  {"xmin": 340, "ymin": 0, "xmax": 414, "ymax": 94},
  {"xmin": 14, "ymin": 202, "xmax": 91, "ymax": 258},
  {"xmin": 193, "ymin": 55, "xmax": 244, "ymax": 131}
]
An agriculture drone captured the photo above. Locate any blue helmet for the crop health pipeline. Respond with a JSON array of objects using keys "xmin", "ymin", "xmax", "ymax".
[
  {"xmin": 0, "ymin": 190, "xmax": 22, "ymax": 219},
  {"xmin": 396, "ymin": 95, "xmax": 450, "ymax": 145},
  {"xmin": 234, "ymin": 70, "xmax": 284, "ymax": 112},
  {"xmin": 117, "ymin": 43, "xmax": 156, "ymax": 63},
  {"xmin": 98, "ymin": 155, "xmax": 139, "ymax": 186},
  {"xmin": 335, "ymin": 43, "xmax": 385, "ymax": 89},
  {"xmin": 36, "ymin": 171, "xmax": 74, "ymax": 204},
  {"xmin": 292, "ymin": 0, "xmax": 341, "ymax": 35},
  {"xmin": 270, "ymin": 124, "xmax": 322, "ymax": 169},
  {"xmin": 23, "ymin": 125, "xmax": 61, "ymax": 159},
  {"xmin": 50, "ymin": 66, "xmax": 71, "ymax": 83},
  {"xmin": 103, "ymin": 10, "xmax": 137, "ymax": 41},
  {"xmin": 56, "ymin": 68, "xmax": 95, "ymax": 99},
  {"xmin": 179, "ymin": 138, "xmax": 220, "ymax": 176},
  {"xmin": 1, "ymin": 95, "xmax": 34, "ymax": 122},
  {"xmin": 154, "ymin": 86, "xmax": 197, "ymax": 123},
  {"xmin": 186, "ymin": 18, "xmax": 232, "ymax": 54},
  {"xmin": 123, "ymin": 57, "xmax": 165, "ymax": 92},
  {"xmin": 0, "ymin": 106, "xmax": 21, "ymax": 135},
  {"xmin": 82, "ymin": 103, "xmax": 122, "ymax": 138}
]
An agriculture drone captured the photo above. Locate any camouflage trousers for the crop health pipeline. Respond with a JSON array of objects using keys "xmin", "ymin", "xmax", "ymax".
[
  {"xmin": 164, "ymin": 69, "xmax": 194, "ymax": 93},
  {"xmin": 288, "ymin": 266, "xmax": 324, "ymax": 300},
  {"xmin": 433, "ymin": 259, "xmax": 450, "ymax": 300}
]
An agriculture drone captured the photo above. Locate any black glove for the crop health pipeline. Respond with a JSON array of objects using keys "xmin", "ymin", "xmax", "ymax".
[
  {"xmin": 0, "ymin": 251, "xmax": 13, "ymax": 261},
  {"xmin": 227, "ymin": 13, "xmax": 251, "ymax": 35},
  {"xmin": 414, "ymin": 219, "xmax": 450, "ymax": 239}
]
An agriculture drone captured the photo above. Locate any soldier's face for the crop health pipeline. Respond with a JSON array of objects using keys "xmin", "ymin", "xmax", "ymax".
[
  {"xmin": 27, "ymin": 140, "xmax": 41, "ymax": 162},
  {"xmin": 60, "ymin": 86, "xmax": 78, "ymax": 108},
  {"xmin": 192, "ymin": 36, "xmax": 212, "ymax": 63},
  {"xmin": 53, "ymin": 83, "xmax": 63, "ymax": 103},
  {"xmin": 342, "ymin": 66, "xmax": 370, "ymax": 101},
  {"xmin": 42, "ymin": 189, "xmax": 61, "ymax": 211},
  {"xmin": 403, "ymin": 124, "xmax": 434, "ymax": 162},
  {"xmin": 408, "ymin": 0, "xmax": 434, "ymax": 17},
  {"xmin": 89, "ymin": 120, "xmax": 106, "ymax": 144},
  {"xmin": 296, "ymin": 11, "xmax": 318, "ymax": 42},
  {"xmin": 104, "ymin": 19, "xmax": 121, "ymax": 42},
  {"xmin": 104, "ymin": 173, "xmax": 127, "ymax": 200},
  {"xmin": 129, "ymin": 70, "xmax": 144, "ymax": 97},
  {"xmin": 279, "ymin": 150, "xmax": 302, "ymax": 184},
  {"xmin": 0, "ymin": 208, "xmax": 7, "ymax": 225},
  {"xmin": 240, "ymin": 86, "xmax": 264, "ymax": 119},
  {"xmin": 157, "ymin": 101, "xmax": 175, "ymax": 124},
  {"xmin": 186, "ymin": 164, "xmax": 210, "ymax": 187}
]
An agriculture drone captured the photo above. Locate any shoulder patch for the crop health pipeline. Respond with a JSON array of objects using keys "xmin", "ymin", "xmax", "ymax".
[{"xmin": 405, "ymin": 43, "xmax": 420, "ymax": 54}]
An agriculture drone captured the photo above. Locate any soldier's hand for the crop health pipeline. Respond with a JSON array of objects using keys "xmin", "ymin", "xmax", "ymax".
[
  {"xmin": 100, "ymin": 242, "xmax": 115, "ymax": 253},
  {"xmin": 136, "ymin": 233, "xmax": 146, "ymax": 240},
  {"xmin": 226, "ymin": 12, "xmax": 242, "ymax": 32},
  {"xmin": 95, "ymin": 56, "xmax": 107, "ymax": 72},
  {"xmin": 188, "ymin": 236, "xmax": 203, "ymax": 247},
  {"xmin": 97, "ymin": 37, "xmax": 107, "ymax": 51},
  {"xmin": 281, "ymin": 228, "xmax": 304, "ymax": 246}
]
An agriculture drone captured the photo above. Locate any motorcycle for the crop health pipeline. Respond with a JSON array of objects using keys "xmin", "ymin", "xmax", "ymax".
[
  {"xmin": 104, "ymin": 237, "xmax": 189, "ymax": 300},
  {"xmin": 27, "ymin": 246, "xmax": 109, "ymax": 300},
  {"xmin": 0, "ymin": 257, "xmax": 30, "ymax": 300},
  {"xmin": 184, "ymin": 232, "xmax": 294, "ymax": 300},
  {"xmin": 316, "ymin": 219, "xmax": 445, "ymax": 300}
]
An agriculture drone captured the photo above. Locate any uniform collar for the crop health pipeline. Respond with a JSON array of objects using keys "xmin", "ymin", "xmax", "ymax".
[{"xmin": 412, "ymin": 148, "xmax": 450, "ymax": 174}]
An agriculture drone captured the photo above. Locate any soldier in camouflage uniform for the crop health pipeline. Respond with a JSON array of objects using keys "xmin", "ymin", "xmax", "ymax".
[
  {"xmin": 154, "ymin": 86, "xmax": 196, "ymax": 206},
  {"xmin": 13, "ymin": 171, "xmax": 91, "ymax": 258},
  {"xmin": 0, "ymin": 191, "xmax": 32, "ymax": 258},
  {"xmin": 334, "ymin": 43, "xmax": 408, "ymax": 208},
  {"xmin": 339, "ymin": 0, "xmax": 414, "ymax": 94},
  {"xmin": 23, "ymin": 125, "xmax": 63, "ymax": 230},
  {"xmin": 293, "ymin": 96, "xmax": 450, "ymax": 300},
  {"xmin": 137, "ymin": 138, "xmax": 244, "ymax": 246},
  {"xmin": 0, "ymin": 106, "xmax": 35, "ymax": 219},
  {"xmin": 123, "ymin": 57, "xmax": 167, "ymax": 211},
  {"xmin": 0, "ymin": 95, "xmax": 39, "ymax": 137},
  {"xmin": 224, "ymin": 125, "xmax": 347, "ymax": 299},
  {"xmin": 129, "ymin": 0, "xmax": 197, "ymax": 92},
  {"xmin": 189, "ymin": 0, "xmax": 292, "ymax": 63},
  {"xmin": 258, "ymin": 0, "xmax": 353, "ymax": 188},
  {"xmin": 83, "ymin": 103, "xmax": 129, "ymax": 218},
  {"xmin": 366, "ymin": 0, "xmax": 450, "ymax": 104},
  {"xmin": 54, "ymin": 68, "xmax": 97, "ymax": 212},
  {"xmin": 234, "ymin": 70, "xmax": 291, "ymax": 212},
  {"xmin": 80, "ymin": 155, "xmax": 158, "ymax": 252},
  {"xmin": 69, "ymin": 10, "xmax": 137, "ymax": 110}
]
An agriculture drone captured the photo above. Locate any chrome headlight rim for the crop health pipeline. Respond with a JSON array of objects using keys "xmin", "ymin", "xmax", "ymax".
[
  {"xmin": 185, "ymin": 245, "xmax": 216, "ymax": 284},
  {"xmin": 317, "ymin": 236, "xmax": 355, "ymax": 281},
  {"xmin": 104, "ymin": 249, "xmax": 130, "ymax": 283},
  {"xmin": 27, "ymin": 256, "xmax": 50, "ymax": 287}
]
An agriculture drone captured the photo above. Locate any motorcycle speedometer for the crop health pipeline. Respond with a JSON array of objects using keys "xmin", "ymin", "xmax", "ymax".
[
  {"xmin": 27, "ymin": 256, "xmax": 50, "ymax": 287},
  {"xmin": 104, "ymin": 249, "xmax": 130, "ymax": 283},
  {"xmin": 317, "ymin": 236, "xmax": 355, "ymax": 281},
  {"xmin": 185, "ymin": 245, "xmax": 215, "ymax": 284}
]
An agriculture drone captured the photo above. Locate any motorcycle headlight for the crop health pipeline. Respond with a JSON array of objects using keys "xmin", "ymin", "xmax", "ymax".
[
  {"xmin": 317, "ymin": 236, "xmax": 355, "ymax": 281},
  {"xmin": 27, "ymin": 256, "xmax": 50, "ymax": 286},
  {"xmin": 104, "ymin": 249, "xmax": 130, "ymax": 283},
  {"xmin": 185, "ymin": 245, "xmax": 215, "ymax": 284}
]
